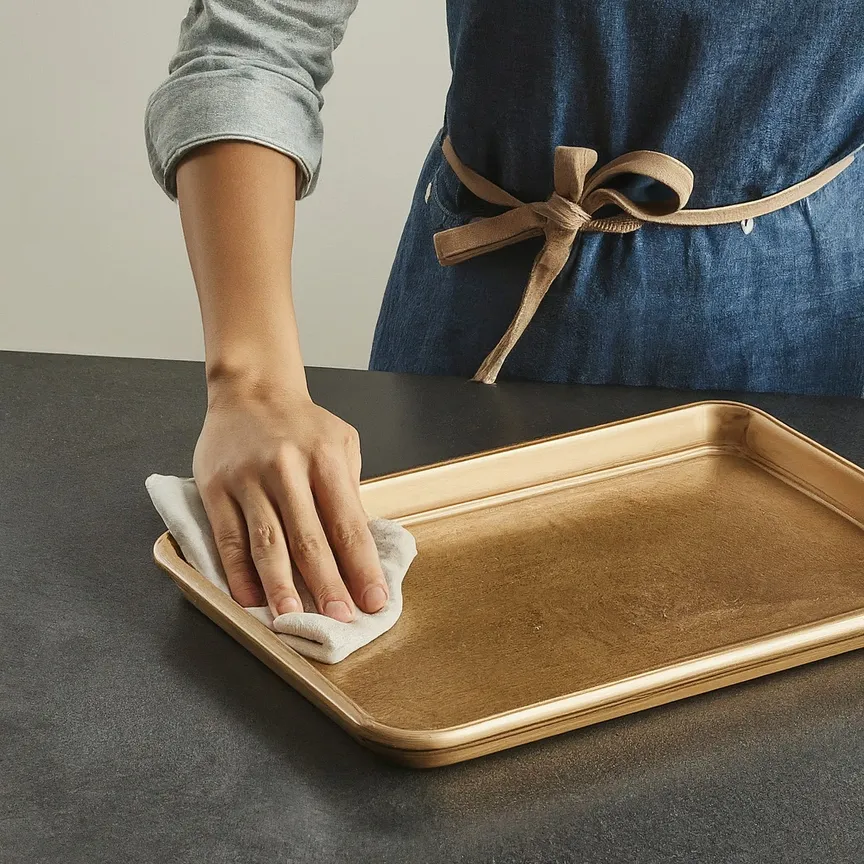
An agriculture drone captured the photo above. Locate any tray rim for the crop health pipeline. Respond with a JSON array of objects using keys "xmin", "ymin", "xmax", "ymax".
[
  {"xmin": 150, "ymin": 398, "xmax": 864, "ymax": 765},
  {"xmin": 356, "ymin": 397, "xmax": 864, "ymax": 485}
]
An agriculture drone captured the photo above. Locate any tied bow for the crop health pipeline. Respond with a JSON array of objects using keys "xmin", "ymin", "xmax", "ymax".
[{"xmin": 432, "ymin": 136, "xmax": 695, "ymax": 383}]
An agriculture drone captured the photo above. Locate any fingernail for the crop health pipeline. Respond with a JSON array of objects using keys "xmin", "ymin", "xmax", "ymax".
[
  {"xmin": 324, "ymin": 600, "xmax": 354, "ymax": 622},
  {"xmin": 278, "ymin": 598, "xmax": 301, "ymax": 615},
  {"xmin": 363, "ymin": 585, "xmax": 388, "ymax": 612}
]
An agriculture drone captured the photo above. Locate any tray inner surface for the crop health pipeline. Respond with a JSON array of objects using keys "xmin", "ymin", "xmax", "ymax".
[{"xmin": 317, "ymin": 450, "xmax": 864, "ymax": 730}]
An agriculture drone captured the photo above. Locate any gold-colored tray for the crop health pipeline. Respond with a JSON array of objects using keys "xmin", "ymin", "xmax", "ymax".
[{"xmin": 153, "ymin": 400, "xmax": 864, "ymax": 768}]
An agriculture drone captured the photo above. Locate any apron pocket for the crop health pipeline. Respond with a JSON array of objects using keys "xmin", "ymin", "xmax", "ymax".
[{"xmin": 428, "ymin": 139, "xmax": 511, "ymax": 226}]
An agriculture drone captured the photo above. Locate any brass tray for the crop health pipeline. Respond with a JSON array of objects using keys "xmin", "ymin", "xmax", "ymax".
[{"xmin": 153, "ymin": 400, "xmax": 864, "ymax": 768}]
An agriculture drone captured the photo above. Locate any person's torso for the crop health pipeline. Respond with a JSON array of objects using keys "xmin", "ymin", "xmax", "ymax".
[{"xmin": 443, "ymin": 0, "xmax": 864, "ymax": 206}]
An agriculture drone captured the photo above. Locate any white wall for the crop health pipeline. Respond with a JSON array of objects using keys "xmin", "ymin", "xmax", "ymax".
[{"xmin": 0, "ymin": 2, "xmax": 450, "ymax": 369}]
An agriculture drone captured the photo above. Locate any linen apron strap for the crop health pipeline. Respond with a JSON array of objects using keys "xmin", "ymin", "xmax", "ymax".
[{"xmin": 433, "ymin": 135, "xmax": 856, "ymax": 384}]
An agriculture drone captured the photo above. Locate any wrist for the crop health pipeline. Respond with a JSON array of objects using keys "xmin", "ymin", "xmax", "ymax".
[{"xmin": 205, "ymin": 355, "xmax": 310, "ymax": 407}]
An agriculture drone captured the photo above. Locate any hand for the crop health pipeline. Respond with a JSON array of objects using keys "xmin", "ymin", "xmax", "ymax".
[{"xmin": 192, "ymin": 384, "xmax": 387, "ymax": 621}]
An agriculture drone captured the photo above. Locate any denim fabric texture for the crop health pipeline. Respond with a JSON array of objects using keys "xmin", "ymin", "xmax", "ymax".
[{"xmin": 144, "ymin": 1, "xmax": 864, "ymax": 395}]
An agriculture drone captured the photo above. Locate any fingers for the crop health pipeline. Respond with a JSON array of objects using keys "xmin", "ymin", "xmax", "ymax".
[
  {"xmin": 311, "ymin": 452, "xmax": 388, "ymax": 615},
  {"xmin": 233, "ymin": 487, "xmax": 305, "ymax": 619},
  {"xmin": 264, "ymin": 459, "xmax": 357, "ymax": 623},
  {"xmin": 198, "ymin": 488, "xmax": 267, "ymax": 609}
]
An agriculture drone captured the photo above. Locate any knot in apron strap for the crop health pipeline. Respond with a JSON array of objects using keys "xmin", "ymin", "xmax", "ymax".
[
  {"xmin": 531, "ymin": 192, "xmax": 592, "ymax": 233},
  {"xmin": 432, "ymin": 135, "xmax": 855, "ymax": 384}
]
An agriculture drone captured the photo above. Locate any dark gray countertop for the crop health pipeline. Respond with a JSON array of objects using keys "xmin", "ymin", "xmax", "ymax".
[{"xmin": 2, "ymin": 350, "xmax": 862, "ymax": 864}]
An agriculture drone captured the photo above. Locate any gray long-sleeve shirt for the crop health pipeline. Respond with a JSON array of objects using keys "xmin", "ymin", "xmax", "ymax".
[{"xmin": 144, "ymin": 0, "xmax": 359, "ymax": 201}]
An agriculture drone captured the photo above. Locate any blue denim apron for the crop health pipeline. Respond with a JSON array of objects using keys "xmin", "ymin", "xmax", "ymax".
[{"xmin": 369, "ymin": 0, "xmax": 864, "ymax": 396}]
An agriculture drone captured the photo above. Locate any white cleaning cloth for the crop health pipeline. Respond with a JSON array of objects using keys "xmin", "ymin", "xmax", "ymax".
[{"xmin": 145, "ymin": 474, "xmax": 417, "ymax": 663}]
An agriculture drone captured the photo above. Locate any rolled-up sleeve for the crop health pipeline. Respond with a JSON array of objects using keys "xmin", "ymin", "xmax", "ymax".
[{"xmin": 144, "ymin": 0, "xmax": 359, "ymax": 201}]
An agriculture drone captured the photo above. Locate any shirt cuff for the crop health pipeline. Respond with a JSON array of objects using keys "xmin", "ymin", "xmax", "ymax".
[{"xmin": 144, "ymin": 66, "xmax": 323, "ymax": 201}]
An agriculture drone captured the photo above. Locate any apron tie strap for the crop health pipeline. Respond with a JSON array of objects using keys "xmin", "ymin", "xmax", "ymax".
[{"xmin": 432, "ymin": 135, "xmax": 855, "ymax": 384}]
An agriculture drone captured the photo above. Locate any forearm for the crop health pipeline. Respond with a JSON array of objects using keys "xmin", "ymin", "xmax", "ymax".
[{"xmin": 175, "ymin": 140, "xmax": 308, "ymax": 401}]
